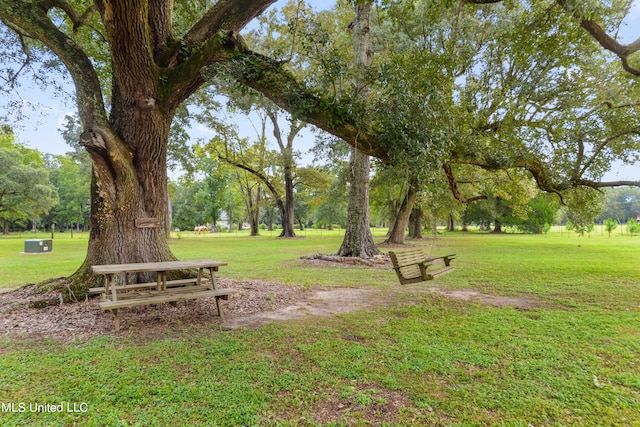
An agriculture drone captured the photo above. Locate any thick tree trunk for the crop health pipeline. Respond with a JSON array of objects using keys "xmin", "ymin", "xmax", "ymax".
[
  {"xmin": 68, "ymin": 109, "xmax": 177, "ymax": 300},
  {"xmin": 337, "ymin": 148, "xmax": 378, "ymax": 257},
  {"xmin": 337, "ymin": 2, "xmax": 378, "ymax": 258},
  {"xmin": 385, "ymin": 181, "xmax": 418, "ymax": 245}
]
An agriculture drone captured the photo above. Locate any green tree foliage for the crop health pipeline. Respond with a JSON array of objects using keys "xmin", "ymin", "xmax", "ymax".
[
  {"xmin": 627, "ymin": 218, "xmax": 640, "ymax": 236},
  {"xmin": 517, "ymin": 194, "xmax": 561, "ymax": 234},
  {"xmin": 0, "ymin": 128, "xmax": 57, "ymax": 233},
  {"xmin": 598, "ymin": 187, "xmax": 640, "ymax": 223},
  {"xmin": 171, "ymin": 152, "xmax": 234, "ymax": 232},
  {"xmin": 46, "ymin": 154, "xmax": 91, "ymax": 231},
  {"xmin": 171, "ymin": 180, "xmax": 205, "ymax": 232},
  {"xmin": 604, "ymin": 217, "xmax": 618, "ymax": 237}
]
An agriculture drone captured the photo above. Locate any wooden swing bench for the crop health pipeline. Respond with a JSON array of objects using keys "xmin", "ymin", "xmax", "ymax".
[{"xmin": 389, "ymin": 248, "xmax": 456, "ymax": 284}]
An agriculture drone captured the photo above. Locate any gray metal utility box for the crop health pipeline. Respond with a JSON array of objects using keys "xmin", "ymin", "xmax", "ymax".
[{"xmin": 24, "ymin": 239, "xmax": 53, "ymax": 253}]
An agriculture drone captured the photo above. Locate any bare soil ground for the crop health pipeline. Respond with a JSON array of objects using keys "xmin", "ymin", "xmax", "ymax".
[{"xmin": 0, "ymin": 272, "xmax": 538, "ymax": 344}]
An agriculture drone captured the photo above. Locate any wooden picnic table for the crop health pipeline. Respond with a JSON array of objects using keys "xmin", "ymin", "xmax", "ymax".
[{"xmin": 91, "ymin": 260, "xmax": 235, "ymax": 331}]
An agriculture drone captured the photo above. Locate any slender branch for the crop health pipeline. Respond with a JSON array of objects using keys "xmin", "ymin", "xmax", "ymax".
[
  {"xmin": 578, "ymin": 127, "xmax": 640, "ymax": 177},
  {"xmin": 0, "ymin": 31, "xmax": 32, "ymax": 88},
  {"xmin": 0, "ymin": 0, "xmax": 107, "ymax": 128},
  {"xmin": 217, "ymin": 152, "xmax": 286, "ymax": 217}
]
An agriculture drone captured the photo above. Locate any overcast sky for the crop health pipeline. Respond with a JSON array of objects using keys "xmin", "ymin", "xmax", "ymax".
[{"xmin": 7, "ymin": 0, "xmax": 640, "ymax": 181}]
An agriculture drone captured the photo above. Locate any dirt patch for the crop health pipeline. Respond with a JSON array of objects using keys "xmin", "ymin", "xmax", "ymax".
[
  {"xmin": 427, "ymin": 288, "xmax": 540, "ymax": 310},
  {"xmin": 0, "ymin": 277, "xmax": 539, "ymax": 343},
  {"xmin": 223, "ymin": 288, "xmax": 378, "ymax": 329},
  {"xmin": 311, "ymin": 383, "xmax": 429, "ymax": 426}
]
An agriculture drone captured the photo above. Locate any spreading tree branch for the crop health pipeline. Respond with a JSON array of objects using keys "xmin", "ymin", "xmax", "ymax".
[
  {"xmin": 442, "ymin": 163, "xmax": 488, "ymax": 203},
  {"xmin": 222, "ymin": 37, "xmax": 389, "ymax": 161},
  {"xmin": 0, "ymin": 0, "xmax": 106, "ymax": 128},
  {"xmin": 556, "ymin": 0, "xmax": 640, "ymax": 76}
]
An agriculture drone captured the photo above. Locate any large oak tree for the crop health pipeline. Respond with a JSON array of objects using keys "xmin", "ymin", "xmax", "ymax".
[
  {"xmin": 2, "ymin": 0, "xmax": 639, "ymax": 296},
  {"xmin": 2, "ymin": 1, "xmax": 276, "ymax": 294}
]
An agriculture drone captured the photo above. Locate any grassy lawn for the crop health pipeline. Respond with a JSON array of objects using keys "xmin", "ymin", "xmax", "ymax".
[{"xmin": 0, "ymin": 230, "xmax": 639, "ymax": 426}]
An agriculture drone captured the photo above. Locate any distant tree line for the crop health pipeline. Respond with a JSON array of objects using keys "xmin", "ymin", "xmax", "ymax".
[{"xmin": 4, "ymin": 115, "xmax": 640, "ymax": 238}]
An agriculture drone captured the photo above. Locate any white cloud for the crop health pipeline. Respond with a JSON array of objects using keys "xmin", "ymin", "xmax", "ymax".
[{"xmin": 56, "ymin": 111, "xmax": 76, "ymax": 128}]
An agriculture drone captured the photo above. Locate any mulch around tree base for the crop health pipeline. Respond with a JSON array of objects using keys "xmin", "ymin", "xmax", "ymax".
[
  {"xmin": 0, "ymin": 278, "xmax": 314, "ymax": 343},
  {"xmin": 0, "ymin": 275, "xmax": 540, "ymax": 344}
]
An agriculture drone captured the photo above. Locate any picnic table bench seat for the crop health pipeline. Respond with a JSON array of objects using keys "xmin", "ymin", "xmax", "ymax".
[
  {"xmin": 88, "ymin": 278, "xmax": 202, "ymax": 295},
  {"xmin": 389, "ymin": 248, "xmax": 456, "ymax": 284},
  {"xmin": 99, "ymin": 288, "xmax": 234, "ymax": 310},
  {"xmin": 91, "ymin": 260, "xmax": 234, "ymax": 331}
]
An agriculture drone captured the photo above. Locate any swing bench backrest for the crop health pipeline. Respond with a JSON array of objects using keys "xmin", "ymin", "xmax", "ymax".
[{"xmin": 389, "ymin": 248, "xmax": 456, "ymax": 285}]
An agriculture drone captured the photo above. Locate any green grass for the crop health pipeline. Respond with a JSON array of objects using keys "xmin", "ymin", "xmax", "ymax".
[{"xmin": 0, "ymin": 230, "xmax": 639, "ymax": 426}]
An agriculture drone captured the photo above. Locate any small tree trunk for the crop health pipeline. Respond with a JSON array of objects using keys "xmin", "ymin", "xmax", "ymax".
[
  {"xmin": 385, "ymin": 180, "xmax": 418, "ymax": 245},
  {"xmin": 3, "ymin": 219, "xmax": 8, "ymax": 235},
  {"xmin": 246, "ymin": 186, "xmax": 260, "ymax": 236},
  {"xmin": 279, "ymin": 166, "xmax": 296, "ymax": 238}
]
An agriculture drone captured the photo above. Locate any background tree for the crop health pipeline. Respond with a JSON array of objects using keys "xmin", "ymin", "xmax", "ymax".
[
  {"xmin": 307, "ymin": 137, "xmax": 351, "ymax": 230},
  {"xmin": 192, "ymin": 154, "xmax": 230, "ymax": 233},
  {"xmin": 170, "ymin": 179, "xmax": 206, "ymax": 232},
  {"xmin": 206, "ymin": 108, "xmax": 305, "ymax": 238},
  {"xmin": 604, "ymin": 217, "xmax": 619, "ymax": 237},
  {"xmin": 336, "ymin": 1, "xmax": 379, "ymax": 258},
  {"xmin": 46, "ymin": 154, "xmax": 91, "ymax": 232},
  {"xmin": 626, "ymin": 218, "xmax": 640, "ymax": 236},
  {"xmin": 598, "ymin": 187, "xmax": 640, "ymax": 223},
  {"xmin": 0, "ymin": 128, "xmax": 57, "ymax": 235}
]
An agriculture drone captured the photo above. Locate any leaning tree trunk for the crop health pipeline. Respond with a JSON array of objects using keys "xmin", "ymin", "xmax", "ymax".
[
  {"xmin": 337, "ymin": 1, "xmax": 378, "ymax": 258},
  {"xmin": 385, "ymin": 179, "xmax": 418, "ymax": 245}
]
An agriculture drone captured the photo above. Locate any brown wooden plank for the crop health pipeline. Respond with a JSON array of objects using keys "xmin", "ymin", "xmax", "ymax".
[
  {"xmin": 89, "ymin": 278, "xmax": 202, "ymax": 295},
  {"xmin": 135, "ymin": 217, "xmax": 163, "ymax": 228},
  {"xmin": 92, "ymin": 260, "xmax": 227, "ymax": 275},
  {"xmin": 103, "ymin": 285, "xmax": 214, "ymax": 301},
  {"xmin": 99, "ymin": 288, "xmax": 235, "ymax": 310}
]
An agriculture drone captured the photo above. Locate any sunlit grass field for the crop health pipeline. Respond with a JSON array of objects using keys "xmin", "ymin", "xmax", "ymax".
[{"xmin": 0, "ymin": 228, "xmax": 638, "ymax": 426}]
